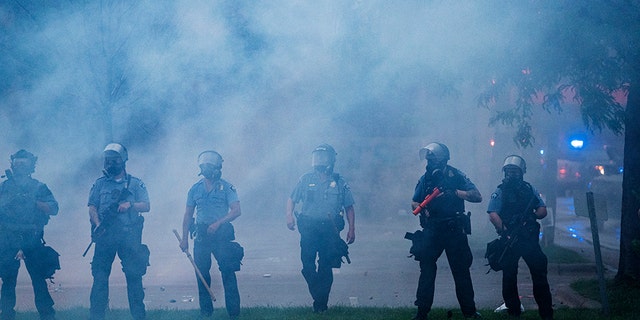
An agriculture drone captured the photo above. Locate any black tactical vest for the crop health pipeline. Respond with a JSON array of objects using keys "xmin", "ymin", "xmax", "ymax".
[
  {"xmin": 498, "ymin": 180, "xmax": 538, "ymax": 228},
  {"xmin": 422, "ymin": 166, "xmax": 466, "ymax": 218},
  {"xmin": 0, "ymin": 178, "xmax": 49, "ymax": 229}
]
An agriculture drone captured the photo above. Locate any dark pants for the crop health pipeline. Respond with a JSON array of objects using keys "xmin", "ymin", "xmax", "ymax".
[
  {"xmin": 298, "ymin": 220, "xmax": 334, "ymax": 312},
  {"xmin": 90, "ymin": 225, "xmax": 147, "ymax": 320},
  {"xmin": 0, "ymin": 246, "xmax": 55, "ymax": 320},
  {"xmin": 502, "ymin": 233, "xmax": 553, "ymax": 319},
  {"xmin": 193, "ymin": 235, "xmax": 241, "ymax": 318},
  {"xmin": 415, "ymin": 224, "xmax": 477, "ymax": 318}
]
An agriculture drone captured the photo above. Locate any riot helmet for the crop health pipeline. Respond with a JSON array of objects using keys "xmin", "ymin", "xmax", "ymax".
[
  {"xmin": 312, "ymin": 144, "xmax": 337, "ymax": 174},
  {"xmin": 103, "ymin": 143, "xmax": 127, "ymax": 177},
  {"xmin": 419, "ymin": 142, "xmax": 449, "ymax": 173},
  {"xmin": 502, "ymin": 155, "xmax": 526, "ymax": 182},
  {"xmin": 10, "ymin": 149, "xmax": 37, "ymax": 177},
  {"xmin": 198, "ymin": 150, "xmax": 223, "ymax": 181}
]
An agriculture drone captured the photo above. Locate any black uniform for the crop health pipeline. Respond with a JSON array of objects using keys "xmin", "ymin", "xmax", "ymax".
[
  {"xmin": 0, "ymin": 176, "xmax": 58, "ymax": 320},
  {"xmin": 487, "ymin": 180, "xmax": 553, "ymax": 319},
  {"xmin": 411, "ymin": 165, "xmax": 478, "ymax": 318}
]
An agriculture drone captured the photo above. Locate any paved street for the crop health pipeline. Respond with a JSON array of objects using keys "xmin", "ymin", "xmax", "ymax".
[{"xmin": 8, "ymin": 197, "xmax": 617, "ymax": 314}]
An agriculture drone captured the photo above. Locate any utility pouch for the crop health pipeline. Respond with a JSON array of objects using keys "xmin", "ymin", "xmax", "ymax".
[
  {"xmin": 333, "ymin": 212, "xmax": 345, "ymax": 231},
  {"xmin": 459, "ymin": 211, "xmax": 472, "ymax": 235},
  {"xmin": 405, "ymin": 230, "xmax": 426, "ymax": 261},
  {"xmin": 219, "ymin": 241, "xmax": 244, "ymax": 272},
  {"xmin": 28, "ymin": 245, "xmax": 60, "ymax": 280},
  {"xmin": 328, "ymin": 235, "xmax": 350, "ymax": 268},
  {"xmin": 127, "ymin": 243, "xmax": 150, "ymax": 277},
  {"xmin": 485, "ymin": 237, "xmax": 508, "ymax": 272}
]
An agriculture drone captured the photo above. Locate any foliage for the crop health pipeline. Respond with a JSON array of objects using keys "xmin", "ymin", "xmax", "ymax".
[
  {"xmin": 476, "ymin": 1, "xmax": 633, "ymax": 148},
  {"xmin": 572, "ymin": 278, "xmax": 640, "ymax": 318},
  {"xmin": 472, "ymin": 0, "xmax": 640, "ymax": 286}
]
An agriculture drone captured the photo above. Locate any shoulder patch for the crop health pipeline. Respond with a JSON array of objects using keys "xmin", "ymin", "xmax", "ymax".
[
  {"xmin": 491, "ymin": 192, "xmax": 498, "ymax": 199},
  {"xmin": 139, "ymin": 182, "xmax": 147, "ymax": 190},
  {"xmin": 455, "ymin": 168, "xmax": 468, "ymax": 178},
  {"xmin": 229, "ymin": 184, "xmax": 236, "ymax": 191}
]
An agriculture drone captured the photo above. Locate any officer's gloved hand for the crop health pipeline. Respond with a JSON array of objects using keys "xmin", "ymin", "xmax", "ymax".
[{"xmin": 440, "ymin": 187, "xmax": 457, "ymax": 198}]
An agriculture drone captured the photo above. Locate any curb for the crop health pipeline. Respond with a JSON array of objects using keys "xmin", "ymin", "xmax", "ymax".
[
  {"xmin": 553, "ymin": 263, "xmax": 597, "ymax": 275},
  {"xmin": 554, "ymin": 284, "xmax": 601, "ymax": 309},
  {"xmin": 549, "ymin": 263, "xmax": 607, "ymax": 309}
]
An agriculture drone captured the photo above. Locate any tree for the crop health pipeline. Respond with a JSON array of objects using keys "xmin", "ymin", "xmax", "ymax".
[
  {"xmin": 0, "ymin": 1, "xmax": 175, "ymax": 147},
  {"xmin": 476, "ymin": 1, "xmax": 640, "ymax": 283}
]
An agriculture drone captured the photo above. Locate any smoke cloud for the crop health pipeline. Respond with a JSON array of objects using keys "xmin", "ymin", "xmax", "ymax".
[{"xmin": 1, "ymin": 0, "xmax": 616, "ymax": 302}]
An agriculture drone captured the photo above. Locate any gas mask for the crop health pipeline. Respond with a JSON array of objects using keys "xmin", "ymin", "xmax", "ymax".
[
  {"xmin": 425, "ymin": 158, "xmax": 446, "ymax": 175},
  {"xmin": 104, "ymin": 157, "xmax": 125, "ymax": 177},
  {"xmin": 10, "ymin": 158, "xmax": 34, "ymax": 177},
  {"xmin": 502, "ymin": 166, "xmax": 524, "ymax": 187},
  {"xmin": 199, "ymin": 164, "xmax": 222, "ymax": 181},
  {"xmin": 311, "ymin": 147, "xmax": 335, "ymax": 175},
  {"xmin": 314, "ymin": 165, "xmax": 332, "ymax": 175}
]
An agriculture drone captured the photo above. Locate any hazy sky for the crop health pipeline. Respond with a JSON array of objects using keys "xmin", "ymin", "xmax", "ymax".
[{"xmin": 1, "ymin": 1, "xmax": 512, "ymax": 218}]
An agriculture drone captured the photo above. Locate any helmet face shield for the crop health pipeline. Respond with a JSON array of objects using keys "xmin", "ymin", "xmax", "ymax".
[
  {"xmin": 420, "ymin": 143, "xmax": 449, "ymax": 173},
  {"xmin": 419, "ymin": 143, "xmax": 450, "ymax": 162},
  {"xmin": 311, "ymin": 144, "xmax": 336, "ymax": 174},
  {"xmin": 103, "ymin": 143, "xmax": 128, "ymax": 162},
  {"xmin": 11, "ymin": 158, "xmax": 33, "ymax": 167},
  {"xmin": 502, "ymin": 155, "xmax": 526, "ymax": 173},
  {"xmin": 502, "ymin": 155, "xmax": 526, "ymax": 182},
  {"xmin": 198, "ymin": 151, "xmax": 223, "ymax": 167},
  {"xmin": 198, "ymin": 151, "xmax": 223, "ymax": 180},
  {"xmin": 10, "ymin": 150, "xmax": 37, "ymax": 176},
  {"xmin": 311, "ymin": 150, "xmax": 333, "ymax": 168}
]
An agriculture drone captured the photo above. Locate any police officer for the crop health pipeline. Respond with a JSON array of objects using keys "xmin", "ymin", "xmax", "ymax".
[
  {"xmin": 179, "ymin": 150, "xmax": 243, "ymax": 319},
  {"xmin": 487, "ymin": 155, "xmax": 553, "ymax": 320},
  {"xmin": 410, "ymin": 142, "xmax": 482, "ymax": 320},
  {"xmin": 286, "ymin": 144, "xmax": 355, "ymax": 313},
  {"xmin": 88, "ymin": 143, "xmax": 150, "ymax": 320},
  {"xmin": 0, "ymin": 150, "xmax": 59, "ymax": 320}
]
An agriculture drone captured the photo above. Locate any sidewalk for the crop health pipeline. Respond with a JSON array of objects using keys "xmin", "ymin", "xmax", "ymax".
[{"xmin": 544, "ymin": 196, "xmax": 619, "ymax": 310}]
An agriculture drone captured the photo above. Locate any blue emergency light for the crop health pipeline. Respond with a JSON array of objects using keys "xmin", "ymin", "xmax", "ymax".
[
  {"xmin": 570, "ymin": 139, "xmax": 584, "ymax": 149},
  {"xmin": 568, "ymin": 135, "xmax": 586, "ymax": 150}
]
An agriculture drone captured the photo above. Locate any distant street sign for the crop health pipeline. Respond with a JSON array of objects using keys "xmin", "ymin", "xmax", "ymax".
[{"xmin": 573, "ymin": 191, "xmax": 608, "ymax": 221}]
